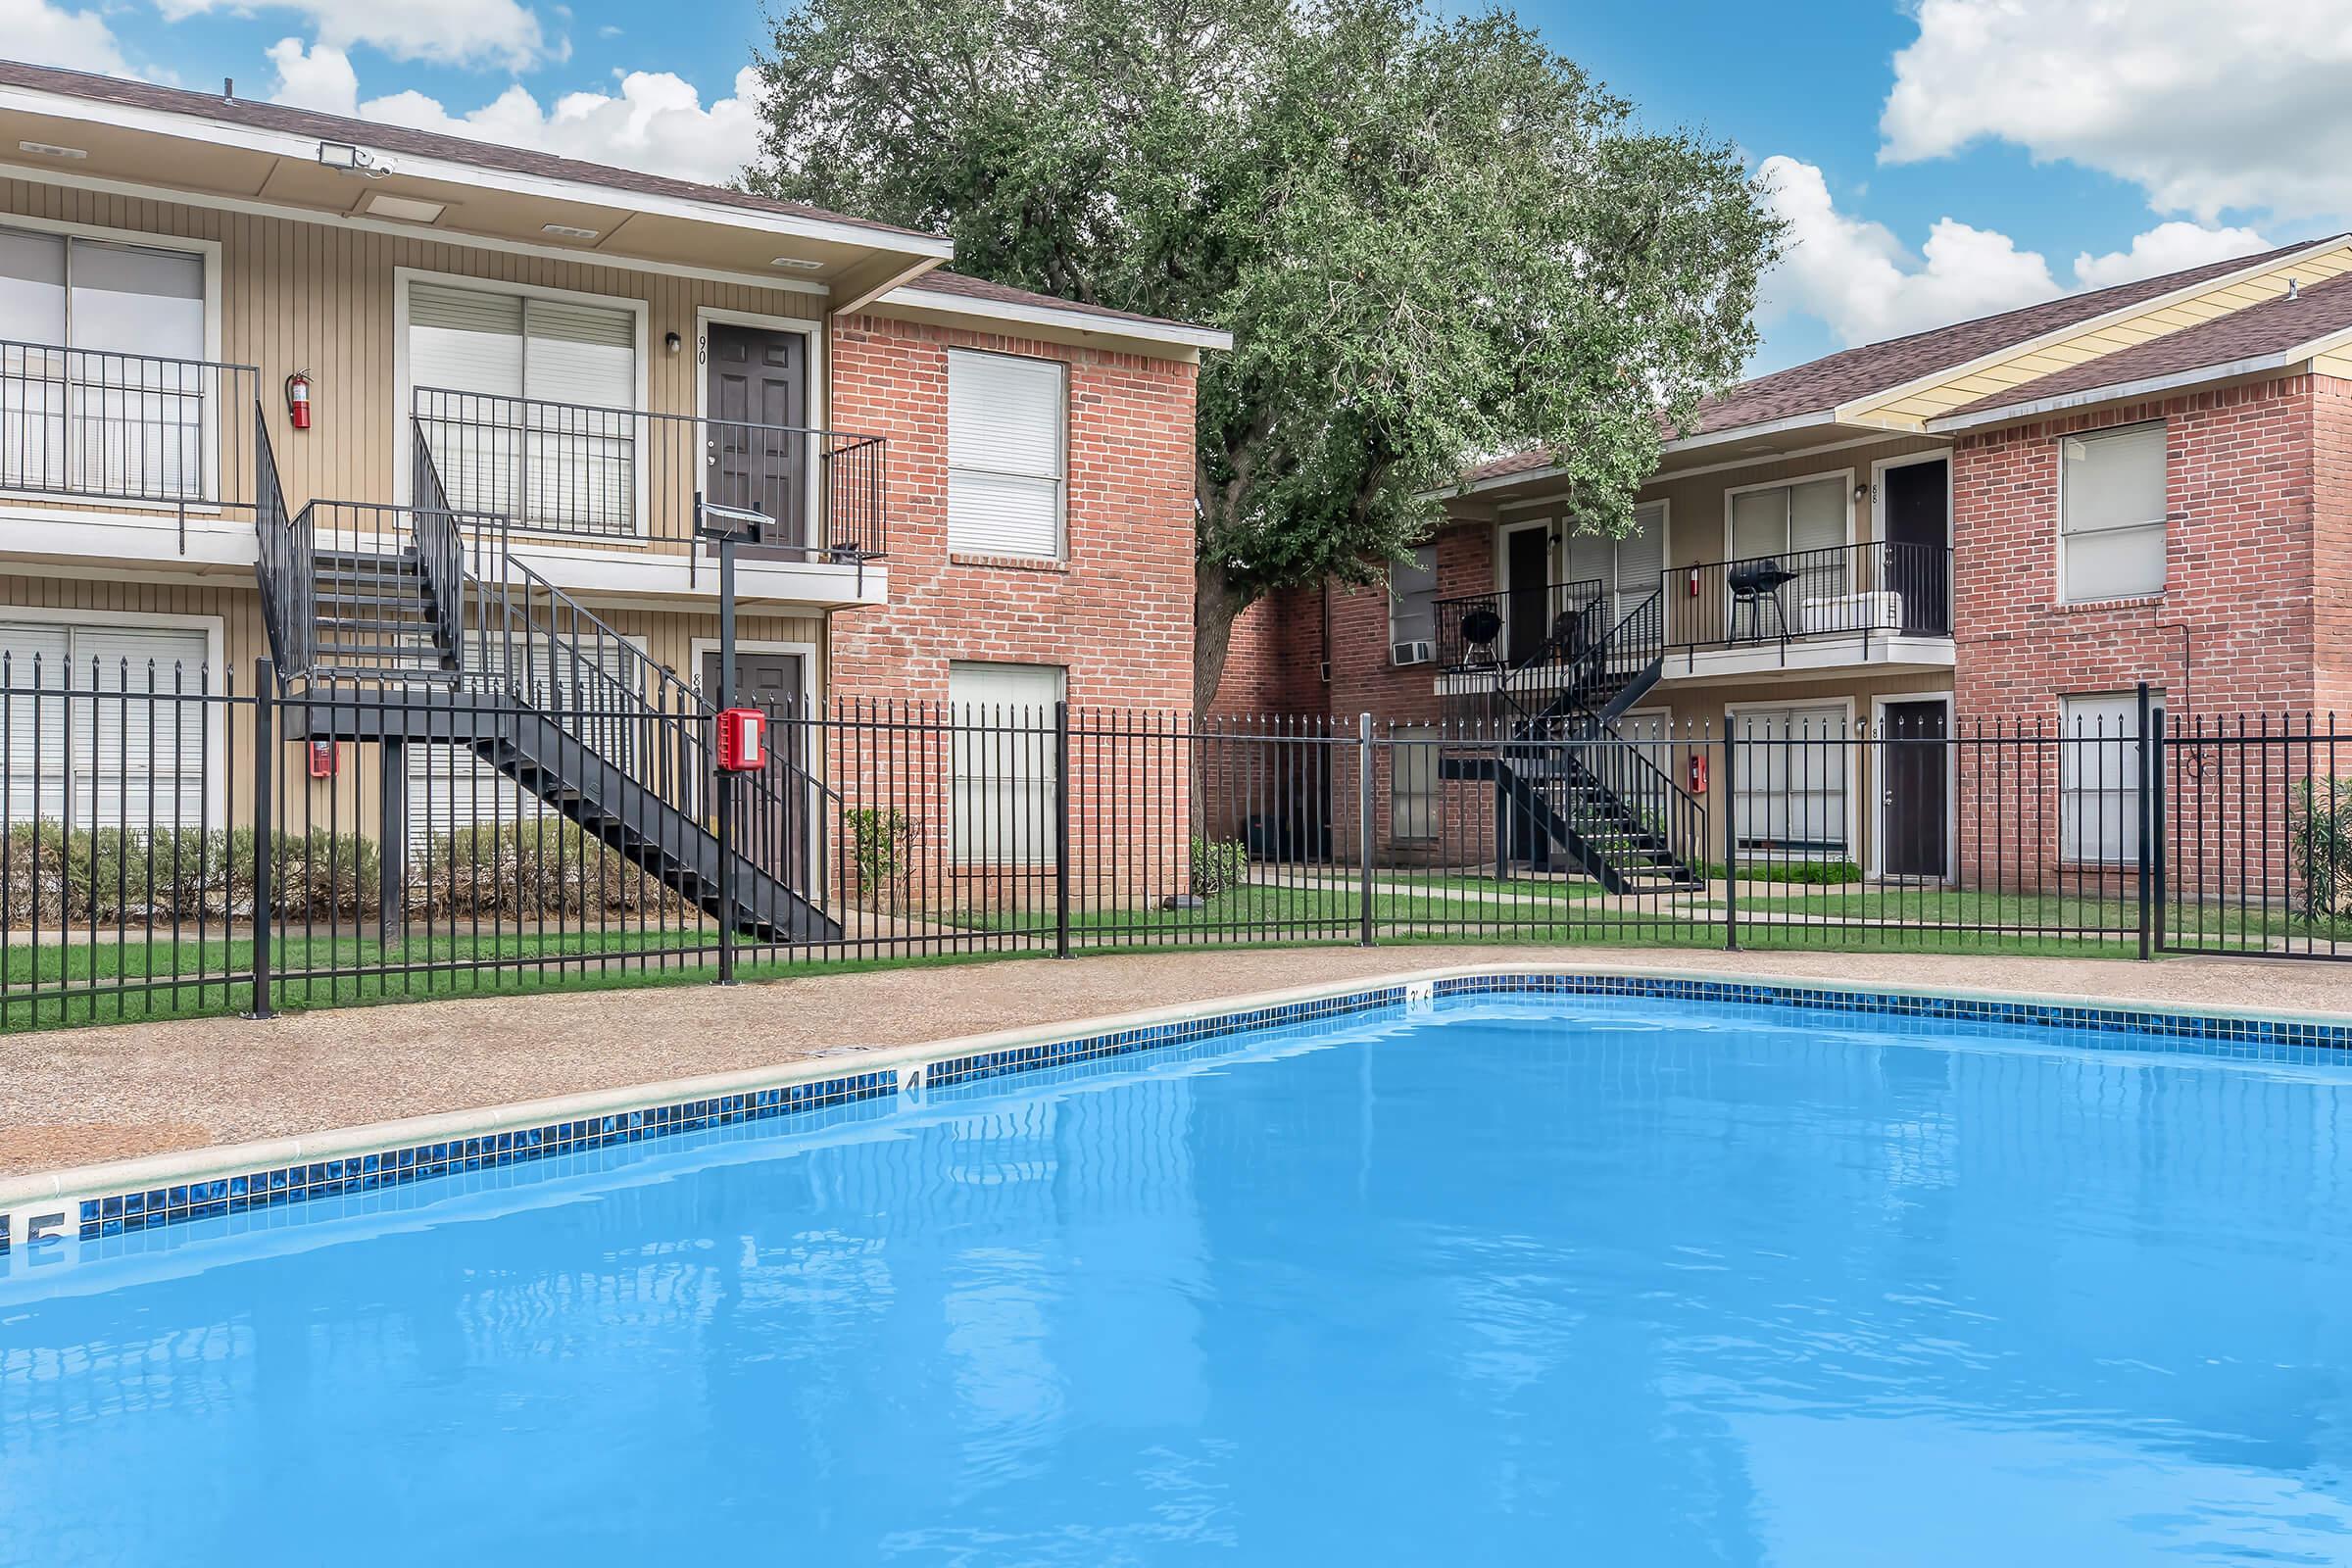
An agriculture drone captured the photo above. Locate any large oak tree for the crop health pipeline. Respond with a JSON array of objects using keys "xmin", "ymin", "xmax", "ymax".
[{"xmin": 749, "ymin": 0, "xmax": 1780, "ymax": 711}]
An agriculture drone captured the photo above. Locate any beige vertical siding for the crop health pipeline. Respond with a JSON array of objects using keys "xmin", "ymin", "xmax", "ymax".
[{"xmin": 1, "ymin": 177, "xmax": 826, "ymax": 551}]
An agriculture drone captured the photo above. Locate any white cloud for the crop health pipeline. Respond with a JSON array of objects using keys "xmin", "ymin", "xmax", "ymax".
[
  {"xmin": 1758, "ymin": 158, "xmax": 2277, "ymax": 349},
  {"xmin": 3, "ymin": 0, "xmax": 129, "ymax": 74},
  {"xmin": 2072, "ymin": 220, "xmax": 2273, "ymax": 290},
  {"xmin": 1758, "ymin": 156, "xmax": 2061, "ymax": 345},
  {"xmin": 1881, "ymin": 0, "xmax": 2352, "ymax": 223},
  {"xmin": 168, "ymin": 0, "xmax": 553, "ymax": 72},
  {"xmin": 267, "ymin": 41, "xmax": 767, "ymax": 187}
]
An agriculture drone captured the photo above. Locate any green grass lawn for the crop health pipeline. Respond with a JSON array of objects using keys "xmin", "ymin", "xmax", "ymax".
[{"xmin": 0, "ymin": 874, "xmax": 2310, "ymax": 1037}]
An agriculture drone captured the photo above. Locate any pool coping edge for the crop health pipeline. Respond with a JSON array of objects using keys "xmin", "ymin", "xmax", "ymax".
[{"xmin": 9, "ymin": 958, "xmax": 2351, "ymax": 1251}]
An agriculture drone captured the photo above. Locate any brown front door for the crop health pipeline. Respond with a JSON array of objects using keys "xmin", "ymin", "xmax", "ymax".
[{"xmin": 704, "ymin": 323, "xmax": 809, "ymax": 547}]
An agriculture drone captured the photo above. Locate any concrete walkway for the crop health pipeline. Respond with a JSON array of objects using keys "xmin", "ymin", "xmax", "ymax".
[{"xmin": 7, "ymin": 944, "xmax": 2352, "ymax": 1178}]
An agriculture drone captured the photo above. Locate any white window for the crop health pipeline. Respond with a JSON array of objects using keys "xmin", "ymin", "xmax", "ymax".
[
  {"xmin": 1390, "ymin": 546, "xmax": 1439, "ymax": 646},
  {"xmin": 2061, "ymin": 423, "xmax": 2166, "ymax": 601},
  {"xmin": 1733, "ymin": 704, "xmax": 1850, "ymax": 858},
  {"xmin": 2060, "ymin": 691, "xmax": 2159, "ymax": 863},
  {"xmin": 949, "ymin": 662, "xmax": 1063, "ymax": 864},
  {"xmin": 1390, "ymin": 723, "xmax": 1440, "ymax": 841},
  {"xmin": 947, "ymin": 350, "xmax": 1065, "ymax": 561},
  {"xmin": 0, "ymin": 621, "xmax": 212, "ymax": 830},
  {"xmin": 0, "ymin": 225, "xmax": 208, "ymax": 501},
  {"xmin": 1565, "ymin": 501, "xmax": 1667, "ymax": 622},
  {"xmin": 408, "ymin": 281, "xmax": 640, "ymax": 533}
]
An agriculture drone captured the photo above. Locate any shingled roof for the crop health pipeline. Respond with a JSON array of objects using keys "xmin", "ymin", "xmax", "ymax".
[
  {"xmin": 0, "ymin": 58, "xmax": 940, "ymax": 244},
  {"xmin": 1462, "ymin": 236, "xmax": 2338, "ymax": 486},
  {"xmin": 1937, "ymin": 269, "xmax": 2352, "ymax": 425},
  {"xmin": 895, "ymin": 270, "xmax": 1219, "ymax": 334}
]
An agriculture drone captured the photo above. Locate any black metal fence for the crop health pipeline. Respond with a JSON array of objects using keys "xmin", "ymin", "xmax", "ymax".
[{"xmin": 0, "ymin": 669, "xmax": 2340, "ymax": 1032}]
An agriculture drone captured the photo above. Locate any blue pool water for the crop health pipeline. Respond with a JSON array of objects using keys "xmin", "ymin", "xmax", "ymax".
[{"xmin": 6, "ymin": 994, "xmax": 2352, "ymax": 1565}]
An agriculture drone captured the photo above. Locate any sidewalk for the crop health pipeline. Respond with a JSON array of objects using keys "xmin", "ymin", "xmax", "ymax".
[{"xmin": 7, "ymin": 944, "xmax": 2352, "ymax": 1178}]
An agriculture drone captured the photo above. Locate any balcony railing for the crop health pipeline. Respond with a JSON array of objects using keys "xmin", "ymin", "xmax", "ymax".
[
  {"xmin": 0, "ymin": 340, "xmax": 260, "ymax": 532},
  {"xmin": 1433, "ymin": 577, "xmax": 1607, "ymax": 672},
  {"xmin": 412, "ymin": 387, "xmax": 887, "ymax": 562},
  {"xmin": 1659, "ymin": 541, "xmax": 1951, "ymax": 657}
]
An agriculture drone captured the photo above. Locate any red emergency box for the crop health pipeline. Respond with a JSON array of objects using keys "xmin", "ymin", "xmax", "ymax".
[{"xmin": 714, "ymin": 707, "xmax": 766, "ymax": 772}]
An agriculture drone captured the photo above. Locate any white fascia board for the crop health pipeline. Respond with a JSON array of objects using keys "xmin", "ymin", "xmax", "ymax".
[
  {"xmin": 510, "ymin": 540, "xmax": 888, "ymax": 609},
  {"xmin": 0, "ymin": 83, "xmax": 955, "ymax": 261},
  {"xmin": 880, "ymin": 284, "xmax": 1233, "ymax": 353}
]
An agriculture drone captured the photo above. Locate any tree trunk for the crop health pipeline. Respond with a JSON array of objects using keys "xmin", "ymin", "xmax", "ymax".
[{"xmin": 1193, "ymin": 554, "xmax": 1253, "ymax": 718}]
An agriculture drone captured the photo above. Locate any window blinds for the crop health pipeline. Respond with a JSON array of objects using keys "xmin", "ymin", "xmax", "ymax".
[{"xmin": 947, "ymin": 350, "xmax": 1064, "ymax": 560}]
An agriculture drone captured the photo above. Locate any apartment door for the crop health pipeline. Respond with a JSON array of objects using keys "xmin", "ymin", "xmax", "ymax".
[
  {"xmin": 701, "ymin": 648, "xmax": 812, "ymax": 886},
  {"xmin": 1503, "ymin": 525, "xmax": 1551, "ymax": 663},
  {"xmin": 1883, "ymin": 459, "xmax": 1949, "ymax": 634},
  {"xmin": 1880, "ymin": 697, "xmax": 1948, "ymax": 880},
  {"xmin": 705, "ymin": 323, "xmax": 809, "ymax": 548}
]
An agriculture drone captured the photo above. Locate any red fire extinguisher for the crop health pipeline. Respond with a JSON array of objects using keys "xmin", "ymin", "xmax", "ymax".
[
  {"xmin": 285, "ymin": 370, "xmax": 313, "ymax": 431},
  {"xmin": 1689, "ymin": 752, "xmax": 1708, "ymax": 795}
]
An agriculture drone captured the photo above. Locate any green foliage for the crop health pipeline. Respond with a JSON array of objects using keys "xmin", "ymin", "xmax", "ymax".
[
  {"xmin": 748, "ymin": 0, "xmax": 1782, "ymax": 706},
  {"xmin": 2289, "ymin": 778, "xmax": 2352, "ymax": 921},
  {"xmin": 1189, "ymin": 835, "xmax": 1250, "ymax": 899},
  {"xmin": 1700, "ymin": 857, "xmax": 1862, "ymax": 886},
  {"xmin": 410, "ymin": 820, "xmax": 684, "ymax": 920},
  {"xmin": 0, "ymin": 821, "xmax": 679, "ymax": 925},
  {"xmin": 847, "ymin": 807, "xmax": 919, "ymax": 904}
]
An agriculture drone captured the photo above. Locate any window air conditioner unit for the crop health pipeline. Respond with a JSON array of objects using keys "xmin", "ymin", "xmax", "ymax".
[{"xmin": 1391, "ymin": 639, "xmax": 1436, "ymax": 666}]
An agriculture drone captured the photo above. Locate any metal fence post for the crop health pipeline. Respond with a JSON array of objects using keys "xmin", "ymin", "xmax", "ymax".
[
  {"xmin": 1721, "ymin": 711, "xmax": 1739, "ymax": 952},
  {"xmin": 2135, "ymin": 680, "xmax": 2153, "ymax": 959},
  {"xmin": 248, "ymin": 660, "xmax": 275, "ymax": 1019},
  {"xmin": 1054, "ymin": 699, "xmax": 1072, "ymax": 958},
  {"xmin": 1358, "ymin": 712, "xmax": 1376, "ymax": 948},
  {"xmin": 2150, "ymin": 701, "xmax": 2168, "ymax": 955}
]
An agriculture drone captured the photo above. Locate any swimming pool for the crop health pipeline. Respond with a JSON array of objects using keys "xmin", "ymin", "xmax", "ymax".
[{"xmin": 6, "ymin": 981, "xmax": 2352, "ymax": 1565}]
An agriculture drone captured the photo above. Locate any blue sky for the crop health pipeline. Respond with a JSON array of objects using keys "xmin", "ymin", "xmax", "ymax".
[{"xmin": 22, "ymin": 0, "xmax": 2349, "ymax": 377}]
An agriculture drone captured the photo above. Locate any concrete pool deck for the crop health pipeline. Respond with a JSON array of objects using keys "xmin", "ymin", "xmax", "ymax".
[{"xmin": 7, "ymin": 944, "xmax": 2352, "ymax": 1179}]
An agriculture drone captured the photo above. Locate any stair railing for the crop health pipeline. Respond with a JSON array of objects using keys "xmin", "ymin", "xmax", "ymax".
[
  {"xmin": 480, "ymin": 556, "xmax": 841, "ymax": 922},
  {"xmin": 410, "ymin": 426, "xmax": 472, "ymax": 678},
  {"xmin": 251, "ymin": 405, "xmax": 313, "ymax": 679}
]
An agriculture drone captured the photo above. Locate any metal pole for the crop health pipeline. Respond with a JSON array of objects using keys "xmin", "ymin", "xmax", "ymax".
[
  {"xmin": 2151, "ymin": 703, "xmax": 2169, "ymax": 954},
  {"xmin": 1721, "ymin": 710, "xmax": 1739, "ymax": 952},
  {"xmin": 2135, "ymin": 680, "xmax": 2153, "ymax": 959},
  {"xmin": 1054, "ymin": 698, "xmax": 1072, "ymax": 958},
  {"xmin": 378, "ymin": 735, "xmax": 406, "ymax": 948},
  {"xmin": 1357, "ymin": 711, "xmax": 1376, "ymax": 948},
  {"xmin": 715, "ymin": 530, "xmax": 737, "ymax": 985},
  {"xmin": 249, "ymin": 659, "xmax": 275, "ymax": 1018}
]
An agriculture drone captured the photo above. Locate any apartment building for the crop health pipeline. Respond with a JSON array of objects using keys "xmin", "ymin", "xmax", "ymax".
[
  {"xmin": 0, "ymin": 61, "xmax": 1219, "ymax": 913},
  {"xmin": 1217, "ymin": 234, "xmax": 2352, "ymax": 887}
]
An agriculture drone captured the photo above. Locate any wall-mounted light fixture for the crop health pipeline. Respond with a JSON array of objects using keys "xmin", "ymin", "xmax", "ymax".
[{"xmin": 664, "ymin": 331, "xmax": 684, "ymax": 356}]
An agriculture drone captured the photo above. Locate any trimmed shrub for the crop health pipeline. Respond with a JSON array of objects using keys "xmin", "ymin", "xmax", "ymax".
[{"xmin": 1189, "ymin": 835, "xmax": 1250, "ymax": 899}]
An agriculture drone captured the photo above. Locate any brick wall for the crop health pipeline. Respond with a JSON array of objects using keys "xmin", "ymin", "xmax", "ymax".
[
  {"xmin": 1950, "ymin": 375, "xmax": 2328, "ymax": 894},
  {"xmin": 1951, "ymin": 375, "xmax": 2319, "ymax": 724},
  {"xmin": 822, "ymin": 311, "xmax": 1202, "ymax": 905},
  {"xmin": 826, "ymin": 311, "xmax": 1199, "ymax": 712}
]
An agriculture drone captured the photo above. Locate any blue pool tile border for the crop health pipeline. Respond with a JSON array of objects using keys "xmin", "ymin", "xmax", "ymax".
[
  {"xmin": 13, "ymin": 970, "xmax": 2352, "ymax": 1256},
  {"xmin": 39, "ymin": 1069, "xmax": 895, "ymax": 1249}
]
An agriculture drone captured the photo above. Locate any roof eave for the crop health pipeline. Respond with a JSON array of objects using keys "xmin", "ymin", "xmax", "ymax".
[
  {"xmin": 1925, "ymin": 327, "xmax": 2352, "ymax": 433},
  {"xmin": 1434, "ymin": 409, "xmax": 1847, "ymax": 503},
  {"xmin": 876, "ymin": 285, "xmax": 1233, "ymax": 353},
  {"xmin": 0, "ymin": 78, "xmax": 956, "ymax": 261}
]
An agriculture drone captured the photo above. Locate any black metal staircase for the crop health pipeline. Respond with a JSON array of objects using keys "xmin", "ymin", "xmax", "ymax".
[
  {"xmin": 1442, "ymin": 586, "xmax": 1706, "ymax": 895},
  {"xmin": 255, "ymin": 429, "xmax": 843, "ymax": 942}
]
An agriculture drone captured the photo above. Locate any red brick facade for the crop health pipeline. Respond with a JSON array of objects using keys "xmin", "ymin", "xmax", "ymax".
[
  {"xmin": 1951, "ymin": 374, "xmax": 2324, "ymax": 725},
  {"xmin": 817, "ymin": 312, "xmax": 1203, "ymax": 906},
  {"xmin": 825, "ymin": 310, "xmax": 1200, "ymax": 712}
]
